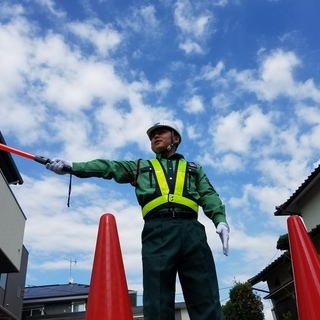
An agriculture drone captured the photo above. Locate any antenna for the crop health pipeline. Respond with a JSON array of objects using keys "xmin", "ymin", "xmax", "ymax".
[{"xmin": 64, "ymin": 258, "xmax": 77, "ymax": 284}]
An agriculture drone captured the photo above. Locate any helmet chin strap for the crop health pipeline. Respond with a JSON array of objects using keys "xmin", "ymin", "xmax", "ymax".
[
  {"xmin": 158, "ymin": 143, "xmax": 173, "ymax": 157},
  {"xmin": 166, "ymin": 143, "xmax": 174, "ymax": 151},
  {"xmin": 163, "ymin": 130, "xmax": 176, "ymax": 154}
]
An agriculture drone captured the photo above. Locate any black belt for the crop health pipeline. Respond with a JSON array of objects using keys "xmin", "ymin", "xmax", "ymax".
[{"xmin": 144, "ymin": 210, "xmax": 198, "ymax": 222}]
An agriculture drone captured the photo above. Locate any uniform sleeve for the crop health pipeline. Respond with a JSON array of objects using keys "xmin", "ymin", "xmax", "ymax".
[
  {"xmin": 197, "ymin": 166, "xmax": 227, "ymax": 227},
  {"xmin": 71, "ymin": 159, "xmax": 138, "ymax": 184}
]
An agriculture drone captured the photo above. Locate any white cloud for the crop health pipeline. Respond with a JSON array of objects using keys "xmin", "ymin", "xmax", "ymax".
[
  {"xmin": 174, "ymin": 0, "xmax": 212, "ymax": 37},
  {"xmin": 154, "ymin": 78, "xmax": 172, "ymax": 95},
  {"xmin": 230, "ymin": 49, "xmax": 320, "ymax": 102},
  {"xmin": 212, "ymin": 105, "xmax": 273, "ymax": 154},
  {"xmin": 0, "ymin": 17, "xmax": 31, "ymax": 97},
  {"xmin": 174, "ymin": 0, "xmax": 214, "ymax": 54},
  {"xmin": 212, "ymin": 93, "xmax": 232, "ymax": 110},
  {"xmin": 36, "ymin": 0, "xmax": 66, "ymax": 18},
  {"xmin": 194, "ymin": 151, "xmax": 243, "ymax": 173},
  {"xmin": 186, "ymin": 124, "xmax": 202, "ymax": 140},
  {"xmin": 0, "ymin": 2, "xmax": 24, "ymax": 17},
  {"xmin": 184, "ymin": 95, "xmax": 205, "ymax": 113},
  {"xmin": 213, "ymin": 0, "xmax": 229, "ymax": 6},
  {"xmin": 139, "ymin": 5, "xmax": 159, "ymax": 29},
  {"xmin": 260, "ymin": 50, "xmax": 298, "ymax": 84},
  {"xmin": 257, "ymin": 158, "xmax": 312, "ymax": 192},
  {"xmin": 228, "ymin": 183, "xmax": 288, "ymax": 225},
  {"xmin": 216, "ymin": 153, "xmax": 243, "ymax": 172},
  {"xmin": 179, "ymin": 40, "xmax": 203, "ymax": 54},
  {"xmin": 118, "ymin": 5, "xmax": 160, "ymax": 36},
  {"xmin": 201, "ymin": 61, "xmax": 225, "ymax": 80},
  {"xmin": 42, "ymin": 60, "xmax": 124, "ymax": 111},
  {"xmin": 295, "ymin": 105, "xmax": 320, "ymax": 124},
  {"xmin": 300, "ymin": 125, "xmax": 320, "ymax": 152},
  {"xmin": 68, "ymin": 20, "xmax": 122, "ymax": 56}
]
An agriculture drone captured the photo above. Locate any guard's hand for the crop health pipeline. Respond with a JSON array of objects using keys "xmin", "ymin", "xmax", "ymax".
[
  {"xmin": 46, "ymin": 158, "xmax": 72, "ymax": 175},
  {"xmin": 216, "ymin": 222, "xmax": 230, "ymax": 256}
]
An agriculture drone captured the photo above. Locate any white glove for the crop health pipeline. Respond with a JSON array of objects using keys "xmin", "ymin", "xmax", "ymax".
[
  {"xmin": 216, "ymin": 222, "xmax": 230, "ymax": 256},
  {"xmin": 46, "ymin": 158, "xmax": 72, "ymax": 175}
]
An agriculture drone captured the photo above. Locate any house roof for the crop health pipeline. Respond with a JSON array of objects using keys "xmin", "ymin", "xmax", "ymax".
[
  {"xmin": 248, "ymin": 252, "xmax": 288, "ymax": 286},
  {"xmin": 274, "ymin": 163, "xmax": 320, "ymax": 216},
  {"xmin": 24, "ymin": 283, "xmax": 137, "ymax": 301},
  {"xmin": 0, "ymin": 131, "xmax": 23, "ymax": 185},
  {"xmin": 24, "ymin": 283, "xmax": 90, "ymax": 300}
]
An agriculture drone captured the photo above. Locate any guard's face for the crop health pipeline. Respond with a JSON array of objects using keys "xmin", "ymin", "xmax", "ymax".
[{"xmin": 150, "ymin": 128, "xmax": 173, "ymax": 153}]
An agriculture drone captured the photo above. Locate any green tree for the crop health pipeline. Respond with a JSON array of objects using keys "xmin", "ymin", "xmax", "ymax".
[
  {"xmin": 277, "ymin": 233, "xmax": 289, "ymax": 250},
  {"xmin": 222, "ymin": 281, "xmax": 265, "ymax": 320}
]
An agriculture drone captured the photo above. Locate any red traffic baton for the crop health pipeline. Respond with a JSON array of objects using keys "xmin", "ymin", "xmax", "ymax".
[{"xmin": 0, "ymin": 142, "xmax": 71, "ymax": 172}]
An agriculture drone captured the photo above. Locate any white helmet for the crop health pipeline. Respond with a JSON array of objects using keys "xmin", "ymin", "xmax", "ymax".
[{"xmin": 147, "ymin": 120, "xmax": 182, "ymax": 144}]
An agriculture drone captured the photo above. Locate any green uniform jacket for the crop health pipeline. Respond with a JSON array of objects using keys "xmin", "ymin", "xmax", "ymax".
[{"xmin": 71, "ymin": 153, "xmax": 227, "ymax": 227}]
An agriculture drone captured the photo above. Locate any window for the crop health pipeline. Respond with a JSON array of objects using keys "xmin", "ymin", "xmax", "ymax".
[
  {"xmin": 17, "ymin": 286, "xmax": 22, "ymax": 298},
  {"xmin": 31, "ymin": 309, "xmax": 43, "ymax": 316},
  {"xmin": 22, "ymin": 308, "xmax": 44, "ymax": 316},
  {"xmin": 72, "ymin": 301, "xmax": 86, "ymax": 312},
  {"xmin": 0, "ymin": 274, "xmax": 7, "ymax": 289}
]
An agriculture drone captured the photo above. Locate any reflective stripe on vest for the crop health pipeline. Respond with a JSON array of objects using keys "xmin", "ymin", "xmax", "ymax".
[{"xmin": 142, "ymin": 159, "xmax": 199, "ymax": 217}]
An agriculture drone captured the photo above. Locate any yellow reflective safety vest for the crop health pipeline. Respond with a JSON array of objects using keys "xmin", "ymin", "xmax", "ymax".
[{"xmin": 142, "ymin": 158, "xmax": 199, "ymax": 217}]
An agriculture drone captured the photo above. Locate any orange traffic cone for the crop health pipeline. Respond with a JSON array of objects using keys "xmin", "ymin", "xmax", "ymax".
[
  {"xmin": 287, "ymin": 215, "xmax": 320, "ymax": 320},
  {"xmin": 85, "ymin": 213, "xmax": 133, "ymax": 320}
]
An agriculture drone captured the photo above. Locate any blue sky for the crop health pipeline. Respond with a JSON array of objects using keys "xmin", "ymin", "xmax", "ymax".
[{"xmin": 1, "ymin": 0, "xmax": 320, "ymax": 318}]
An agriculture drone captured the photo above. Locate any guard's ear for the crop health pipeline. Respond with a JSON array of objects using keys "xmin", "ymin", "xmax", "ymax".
[{"xmin": 174, "ymin": 134, "xmax": 180, "ymax": 145}]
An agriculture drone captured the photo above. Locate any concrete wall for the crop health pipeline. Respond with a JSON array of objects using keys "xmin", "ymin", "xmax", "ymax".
[
  {"xmin": 2, "ymin": 246, "xmax": 29, "ymax": 319},
  {"xmin": 298, "ymin": 179, "xmax": 320, "ymax": 231},
  {"xmin": 0, "ymin": 169, "xmax": 26, "ymax": 273}
]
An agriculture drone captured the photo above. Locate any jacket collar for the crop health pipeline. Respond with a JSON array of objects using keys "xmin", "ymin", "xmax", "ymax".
[{"xmin": 156, "ymin": 153, "xmax": 184, "ymax": 160}]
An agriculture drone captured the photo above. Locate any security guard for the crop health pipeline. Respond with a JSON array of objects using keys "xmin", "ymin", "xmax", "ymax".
[{"xmin": 46, "ymin": 120, "xmax": 229, "ymax": 320}]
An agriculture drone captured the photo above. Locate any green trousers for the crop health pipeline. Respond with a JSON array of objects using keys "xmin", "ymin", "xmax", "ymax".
[{"xmin": 142, "ymin": 217, "xmax": 225, "ymax": 320}]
